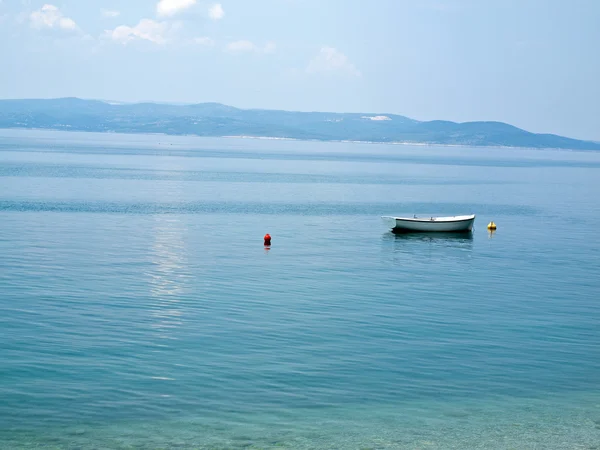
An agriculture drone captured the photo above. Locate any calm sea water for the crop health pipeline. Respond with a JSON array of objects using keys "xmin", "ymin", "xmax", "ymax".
[{"xmin": 1, "ymin": 129, "xmax": 599, "ymax": 449}]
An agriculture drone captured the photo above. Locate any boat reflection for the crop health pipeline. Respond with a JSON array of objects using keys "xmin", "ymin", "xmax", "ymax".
[
  {"xmin": 388, "ymin": 230, "xmax": 473, "ymax": 242},
  {"xmin": 382, "ymin": 230, "xmax": 474, "ymax": 263}
]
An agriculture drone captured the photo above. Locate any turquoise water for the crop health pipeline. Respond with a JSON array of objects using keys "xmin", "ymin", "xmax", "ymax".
[{"xmin": 1, "ymin": 129, "xmax": 600, "ymax": 449}]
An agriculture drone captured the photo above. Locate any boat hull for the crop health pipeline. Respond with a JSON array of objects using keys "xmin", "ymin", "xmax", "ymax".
[{"xmin": 383, "ymin": 215, "xmax": 475, "ymax": 233}]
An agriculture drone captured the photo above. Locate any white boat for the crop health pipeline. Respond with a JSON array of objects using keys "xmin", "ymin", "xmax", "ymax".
[{"xmin": 382, "ymin": 214, "xmax": 476, "ymax": 233}]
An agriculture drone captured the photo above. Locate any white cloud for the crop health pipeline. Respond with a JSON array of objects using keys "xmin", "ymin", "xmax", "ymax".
[
  {"xmin": 208, "ymin": 3, "xmax": 224, "ymax": 20},
  {"xmin": 194, "ymin": 36, "xmax": 215, "ymax": 46},
  {"xmin": 101, "ymin": 9, "xmax": 120, "ymax": 18},
  {"xmin": 157, "ymin": 0, "xmax": 196, "ymax": 17},
  {"xmin": 306, "ymin": 47, "xmax": 361, "ymax": 77},
  {"xmin": 226, "ymin": 40, "xmax": 276, "ymax": 54},
  {"xmin": 105, "ymin": 19, "xmax": 170, "ymax": 45},
  {"xmin": 30, "ymin": 4, "xmax": 78, "ymax": 31},
  {"xmin": 263, "ymin": 41, "xmax": 276, "ymax": 54},
  {"xmin": 227, "ymin": 40, "xmax": 257, "ymax": 52}
]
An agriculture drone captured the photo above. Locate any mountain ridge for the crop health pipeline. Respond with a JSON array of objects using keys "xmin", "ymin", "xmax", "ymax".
[{"xmin": 1, "ymin": 97, "xmax": 598, "ymax": 151}]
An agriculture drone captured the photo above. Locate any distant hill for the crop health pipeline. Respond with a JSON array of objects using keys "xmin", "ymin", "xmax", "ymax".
[{"xmin": 0, "ymin": 97, "xmax": 598, "ymax": 150}]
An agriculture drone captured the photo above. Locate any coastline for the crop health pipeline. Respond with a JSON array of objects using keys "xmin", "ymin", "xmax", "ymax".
[{"xmin": 0, "ymin": 127, "xmax": 593, "ymax": 153}]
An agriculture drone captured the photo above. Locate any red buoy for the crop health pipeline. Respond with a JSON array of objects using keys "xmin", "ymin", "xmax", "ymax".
[{"xmin": 264, "ymin": 233, "xmax": 271, "ymax": 246}]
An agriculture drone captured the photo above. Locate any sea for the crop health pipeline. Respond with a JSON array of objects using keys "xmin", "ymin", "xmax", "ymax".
[{"xmin": 1, "ymin": 129, "xmax": 599, "ymax": 449}]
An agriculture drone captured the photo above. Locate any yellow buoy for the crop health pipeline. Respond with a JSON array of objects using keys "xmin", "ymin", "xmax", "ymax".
[{"xmin": 487, "ymin": 221, "xmax": 497, "ymax": 231}]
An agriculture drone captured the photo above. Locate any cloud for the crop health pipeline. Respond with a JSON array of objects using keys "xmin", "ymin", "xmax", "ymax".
[
  {"xmin": 226, "ymin": 40, "xmax": 257, "ymax": 52},
  {"xmin": 263, "ymin": 41, "xmax": 276, "ymax": 54},
  {"xmin": 306, "ymin": 47, "xmax": 361, "ymax": 77},
  {"xmin": 101, "ymin": 9, "xmax": 120, "ymax": 18},
  {"xmin": 105, "ymin": 19, "xmax": 170, "ymax": 45},
  {"xmin": 194, "ymin": 36, "xmax": 215, "ymax": 46},
  {"xmin": 157, "ymin": 0, "xmax": 196, "ymax": 17},
  {"xmin": 208, "ymin": 3, "xmax": 224, "ymax": 20},
  {"xmin": 30, "ymin": 4, "xmax": 78, "ymax": 31},
  {"xmin": 226, "ymin": 40, "xmax": 276, "ymax": 54}
]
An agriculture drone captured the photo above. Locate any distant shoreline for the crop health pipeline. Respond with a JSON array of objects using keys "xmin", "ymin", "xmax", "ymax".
[
  {"xmin": 0, "ymin": 127, "xmax": 592, "ymax": 153},
  {"xmin": 1, "ymin": 98, "xmax": 599, "ymax": 151}
]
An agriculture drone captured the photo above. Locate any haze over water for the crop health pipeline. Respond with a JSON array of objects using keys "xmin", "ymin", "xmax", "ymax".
[{"xmin": 1, "ymin": 129, "xmax": 599, "ymax": 449}]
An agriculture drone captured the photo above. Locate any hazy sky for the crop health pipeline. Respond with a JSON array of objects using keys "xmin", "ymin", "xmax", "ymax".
[{"xmin": 1, "ymin": 0, "xmax": 598, "ymax": 140}]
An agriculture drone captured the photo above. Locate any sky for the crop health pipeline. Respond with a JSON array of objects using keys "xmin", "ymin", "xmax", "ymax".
[{"xmin": 0, "ymin": 0, "xmax": 599, "ymax": 140}]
